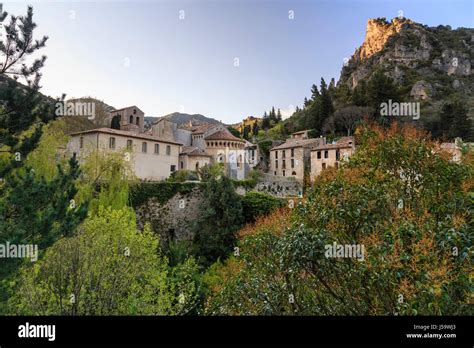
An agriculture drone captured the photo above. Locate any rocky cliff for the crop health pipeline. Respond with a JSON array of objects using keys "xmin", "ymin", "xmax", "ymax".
[{"xmin": 340, "ymin": 17, "xmax": 473, "ymax": 99}]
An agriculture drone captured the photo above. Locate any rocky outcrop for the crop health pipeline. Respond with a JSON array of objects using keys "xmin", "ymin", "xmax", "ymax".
[
  {"xmin": 340, "ymin": 17, "xmax": 473, "ymax": 89},
  {"xmin": 410, "ymin": 80, "xmax": 434, "ymax": 100}
]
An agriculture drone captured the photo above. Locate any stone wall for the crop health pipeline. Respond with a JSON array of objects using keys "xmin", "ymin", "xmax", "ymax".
[{"xmin": 135, "ymin": 186, "xmax": 205, "ymax": 244}]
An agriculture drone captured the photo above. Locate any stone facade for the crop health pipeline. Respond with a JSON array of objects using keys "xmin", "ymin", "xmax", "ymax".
[
  {"xmin": 310, "ymin": 138, "xmax": 355, "ymax": 178},
  {"xmin": 269, "ymin": 131, "xmax": 326, "ymax": 180},
  {"xmin": 109, "ymin": 106, "xmax": 145, "ymax": 134},
  {"xmin": 68, "ymin": 127, "xmax": 182, "ymax": 181}
]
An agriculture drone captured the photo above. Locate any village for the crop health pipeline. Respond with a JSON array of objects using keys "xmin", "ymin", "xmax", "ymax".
[{"xmin": 67, "ymin": 104, "xmax": 461, "ymax": 192}]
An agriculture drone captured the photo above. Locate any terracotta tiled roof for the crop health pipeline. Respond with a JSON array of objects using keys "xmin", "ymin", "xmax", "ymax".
[
  {"xmin": 271, "ymin": 138, "xmax": 324, "ymax": 150},
  {"xmin": 69, "ymin": 128, "xmax": 183, "ymax": 146},
  {"xmin": 109, "ymin": 106, "xmax": 143, "ymax": 114},
  {"xmin": 191, "ymin": 124, "xmax": 215, "ymax": 134},
  {"xmin": 204, "ymin": 130, "xmax": 244, "ymax": 142},
  {"xmin": 336, "ymin": 136, "xmax": 355, "ymax": 145},
  {"xmin": 180, "ymin": 146, "xmax": 211, "ymax": 157}
]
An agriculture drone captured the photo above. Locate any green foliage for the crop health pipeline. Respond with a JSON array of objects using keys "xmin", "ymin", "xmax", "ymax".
[
  {"xmin": 75, "ymin": 148, "xmax": 135, "ymax": 214},
  {"xmin": 8, "ymin": 206, "xmax": 201, "ymax": 315},
  {"xmin": 241, "ymin": 192, "xmax": 285, "ymax": 223},
  {"xmin": 196, "ymin": 162, "xmax": 224, "ymax": 182},
  {"xmin": 168, "ymin": 169, "xmax": 199, "ymax": 183},
  {"xmin": 193, "ymin": 176, "xmax": 244, "ymax": 266},
  {"xmin": 24, "ymin": 119, "xmax": 70, "ymax": 181},
  {"xmin": 227, "ymin": 126, "xmax": 241, "ymax": 138},
  {"xmin": 205, "ymin": 124, "xmax": 473, "ymax": 315}
]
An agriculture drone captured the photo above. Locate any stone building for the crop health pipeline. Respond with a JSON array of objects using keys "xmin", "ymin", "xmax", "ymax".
[
  {"xmin": 68, "ymin": 127, "xmax": 182, "ymax": 181},
  {"xmin": 109, "ymin": 106, "xmax": 145, "ymax": 133},
  {"xmin": 269, "ymin": 131, "xmax": 326, "ymax": 180},
  {"xmin": 310, "ymin": 136, "xmax": 355, "ymax": 178},
  {"xmin": 152, "ymin": 119, "xmax": 250, "ymax": 179}
]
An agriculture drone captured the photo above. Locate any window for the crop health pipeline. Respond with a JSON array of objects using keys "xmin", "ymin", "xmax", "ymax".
[
  {"xmin": 282, "ymin": 150, "xmax": 286, "ymax": 158},
  {"xmin": 170, "ymin": 165, "xmax": 176, "ymax": 172},
  {"xmin": 129, "ymin": 115, "xmax": 133, "ymax": 124},
  {"xmin": 275, "ymin": 160, "xmax": 278, "ymax": 169},
  {"xmin": 275, "ymin": 151, "xmax": 278, "ymax": 159},
  {"xmin": 274, "ymin": 171, "xmax": 277, "ymax": 175},
  {"xmin": 317, "ymin": 151, "xmax": 321, "ymax": 159},
  {"xmin": 195, "ymin": 162, "xmax": 199, "ymax": 171},
  {"xmin": 126, "ymin": 139, "xmax": 133, "ymax": 150},
  {"xmin": 283, "ymin": 170, "xmax": 286, "ymax": 177},
  {"xmin": 80, "ymin": 137, "xmax": 84, "ymax": 149},
  {"xmin": 291, "ymin": 148, "xmax": 294, "ymax": 157},
  {"xmin": 142, "ymin": 142, "xmax": 147, "ymax": 153},
  {"xmin": 336, "ymin": 150, "xmax": 340, "ymax": 161},
  {"xmin": 180, "ymin": 161, "xmax": 184, "ymax": 169},
  {"xmin": 322, "ymin": 163, "xmax": 326, "ymax": 170},
  {"xmin": 154, "ymin": 144, "xmax": 160, "ymax": 154},
  {"xmin": 292, "ymin": 171, "xmax": 296, "ymax": 176},
  {"xmin": 133, "ymin": 108, "xmax": 136, "ymax": 114},
  {"xmin": 136, "ymin": 117, "xmax": 139, "ymax": 126},
  {"xmin": 166, "ymin": 145, "xmax": 171, "ymax": 156},
  {"xmin": 282, "ymin": 160, "xmax": 286, "ymax": 169},
  {"xmin": 324, "ymin": 150, "xmax": 329, "ymax": 159},
  {"xmin": 109, "ymin": 137, "xmax": 115, "ymax": 149},
  {"xmin": 291, "ymin": 159, "xmax": 295, "ymax": 168}
]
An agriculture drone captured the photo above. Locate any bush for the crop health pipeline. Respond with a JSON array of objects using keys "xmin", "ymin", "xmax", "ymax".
[
  {"xmin": 204, "ymin": 124, "xmax": 473, "ymax": 315},
  {"xmin": 241, "ymin": 191, "xmax": 285, "ymax": 223}
]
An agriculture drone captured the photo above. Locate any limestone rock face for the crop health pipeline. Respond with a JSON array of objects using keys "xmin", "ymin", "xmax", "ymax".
[
  {"xmin": 410, "ymin": 80, "xmax": 434, "ymax": 100},
  {"xmin": 355, "ymin": 17, "xmax": 411, "ymax": 61},
  {"xmin": 340, "ymin": 17, "xmax": 474, "ymax": 89}
]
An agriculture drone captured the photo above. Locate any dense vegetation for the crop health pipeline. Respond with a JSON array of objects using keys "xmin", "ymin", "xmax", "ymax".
[
  {"xmin": 204, "ymin": 124, "xmax": 473, "ymax": 315},
  {"xmin": 1, "ymin": 4, "xmax": 472, "ymax": 317}
]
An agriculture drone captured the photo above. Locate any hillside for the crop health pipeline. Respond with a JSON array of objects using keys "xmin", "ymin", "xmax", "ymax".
[
  {"xmin": 145, "ymin": 112, "xmax": 223, "ymax": 129},
  {"xmin": 277, "ymin": 17, "xmax": 473, "ymax": 141},
  {"xmin": 339, "ymin": 17, "xmax": 473, "ymax": 118}
]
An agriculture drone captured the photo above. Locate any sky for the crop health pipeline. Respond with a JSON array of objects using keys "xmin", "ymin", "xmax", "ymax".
[{"xmin": 2, "ymin": 0, "xmax": 473, "ymax": 123}]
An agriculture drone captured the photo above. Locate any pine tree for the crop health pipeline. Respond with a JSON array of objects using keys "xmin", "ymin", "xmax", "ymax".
[
  {"xmin": 277, "ymin": 109, "xmax": 282, "ymax": 122},
  {"xmin": 439, "ymin": 100, "xmax": 472, "ymax": 141},
  {"xmin": 0, "ymin": 5, "xmax": 88, "ymax": 312},
  {"xmin": 262, "ymin": 111, "xmax": 270, "ymax": 130}
]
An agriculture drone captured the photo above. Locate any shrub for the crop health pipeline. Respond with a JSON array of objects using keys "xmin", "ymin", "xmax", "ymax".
[{"xmin": 241, "ymin": 191, "xmax": 285, "ymax": 223}]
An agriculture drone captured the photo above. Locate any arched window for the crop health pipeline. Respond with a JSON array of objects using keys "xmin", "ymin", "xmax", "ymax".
[
  {"xmin": 292, "ymin": 171, "xmax": 297, "ymax": 176},
  {"xmin": 129, "ymin": 115, "xmax": 133, "ymax": 124}
]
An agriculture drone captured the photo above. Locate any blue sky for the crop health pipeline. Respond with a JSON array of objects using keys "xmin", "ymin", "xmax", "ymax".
[{"xmin": 3, "ymin": 0, "xmax": 473, "ymax": 123}]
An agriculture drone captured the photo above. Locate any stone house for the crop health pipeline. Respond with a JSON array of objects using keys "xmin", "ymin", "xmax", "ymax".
[
  {"xmin": 310, "ymin": 136, "xmax": 355, "ymax": 178},
  {"xmin": 109, "ymin": 106, "xmax": 145, "ymax": 133},
  {"xmin": 269, "ymin": 131, "xmax": 326, "ymax": 180},
  {"xmin": 152, "ymin": 119, "xmax": 249, "ymax": 179},
  {"xmin": 68, "ymin": 127, "xmax": 182, "ymax": 181}
]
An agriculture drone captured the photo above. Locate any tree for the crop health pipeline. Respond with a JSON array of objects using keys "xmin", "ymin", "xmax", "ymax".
[
  {"xmin": 193, "ymin": 175, "xmax": 243, "ymax": 266},
  {"xmin": 0, "ymin": 4, "xmax": 54, "ymax": 177},
  {"xmin": 252, "ymin": 120, "xmax": 259, "ymax": 137},
  {"xmin": 333, "ymin": 105, "xmax": 373, "ymax": 136},
  {"xmin": 438, "ymin": 100, "xmax": 472, "ymax": 141},
  {"xmin": 9, "ymin": 207, "xmax": 201, "ymax": 315},
  {"xmin": 241, "ymin": 192, "xmax": 285, "ymax": 223},
  {"xmin": 227, "ymin": 126, "xmax": 240, "ymax": 138},
  {"xmin": 205, "ymin": 124, "xmax": 473, "ymax": 315},
  {"xmin": 277, "ymin": 109, "xmax": 282, "ymax": 122},
  {"xmin": 366, "ymin": 71, "xmax": 401, "ymax": 122},
  {"xmin": 261, "ymin": 111, "xmax": 270, "ymax": 130}
]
